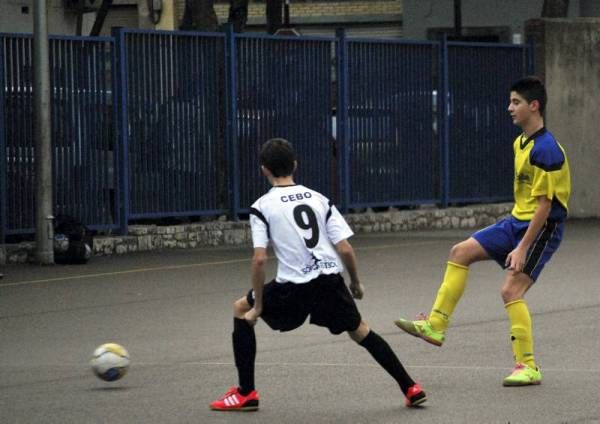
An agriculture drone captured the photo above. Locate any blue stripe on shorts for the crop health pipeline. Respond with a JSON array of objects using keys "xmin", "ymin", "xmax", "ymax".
[{"xmin": 472, "ymin": 216, "xmax": 564, "ymax": 282}]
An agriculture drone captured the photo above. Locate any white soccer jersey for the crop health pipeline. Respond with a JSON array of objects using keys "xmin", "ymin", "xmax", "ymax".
[{"xmin": 249, "ymin": 184, "xmax": 353, "ymax": 284}]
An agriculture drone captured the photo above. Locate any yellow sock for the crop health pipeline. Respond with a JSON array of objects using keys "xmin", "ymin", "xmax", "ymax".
[
  {"xmin": 505, "ymin": 299, "xmax": 536, "ymax": 369},
  {"xmin": 429, "ymin": 261, "xmax": 469, "ymax": 332}
]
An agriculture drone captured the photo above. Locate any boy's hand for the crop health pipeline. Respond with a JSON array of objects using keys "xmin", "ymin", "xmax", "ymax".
[
  {"xmin": 349, "ymin": 282, "xmax": 365, "ymax": 300},
  {"xmin": 505, "ymin": 246, "xmax": 527, "ymax": 273}
]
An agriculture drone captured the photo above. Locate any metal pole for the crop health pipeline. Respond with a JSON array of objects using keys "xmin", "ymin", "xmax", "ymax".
[
  {"xmin": 440, "ymin": 35, "xmax": 450, "ymax": 207},
  {"xmin": 223, "ymin": 23, "xmax": 239, "ymax": 220},
  {"xmin": 0, "ymin": 41, "xmax": 7, "ymax": 244},
  {"xmin": 454, "ymin": 0, "xmax": 462, "ymax": 39},
  {"xmin": 284, "ymin": 0, "xmax": 290, "ymax": 28},
  {"xmin": 112, "ymin": 27, "xmax": 130, "ymax": 236},
  {"xmin": 33, "ymin": 0, "xmax": 54, "ymax": 264},
  {"xmin": 335, "ymin": 28, "xmax": 349, "ymax": 213}
]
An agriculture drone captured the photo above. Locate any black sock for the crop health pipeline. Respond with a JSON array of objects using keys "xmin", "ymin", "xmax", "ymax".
[
  {"xmin": 359, "ymin": 330, "xmax": 415, "ymax": 394},
  {"xmin": 232, "ymin": 318, "xmax": 256, "ymax": 395}
]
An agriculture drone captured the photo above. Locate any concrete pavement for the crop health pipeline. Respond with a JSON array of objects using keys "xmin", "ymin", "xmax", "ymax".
[{"xmin": 1, "ymin": 219, "xmax": 599, "ymax": 423}]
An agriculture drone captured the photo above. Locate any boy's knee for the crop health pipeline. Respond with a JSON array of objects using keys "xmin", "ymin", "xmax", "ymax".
[
  {"xmin": 348, "ymin": 320, "xmax": 370, "ymax": 343},
  {"xmin": 448, "ymin": 238, "xmax": 484, "ymax": 265},
  {"xmin": 233, "ymin": 297, "xmax": 250, "ymax": 318},
  {"xmin": 500, "ymin": 286, "xmax": 515, "ymax": 303},
  {"xmin": 501, "ymin": 275, "xmax": 531, "ymax": 303},
  {"xmin": 448, "ymin": 242, "xmax": 469, "ymax": 263}
]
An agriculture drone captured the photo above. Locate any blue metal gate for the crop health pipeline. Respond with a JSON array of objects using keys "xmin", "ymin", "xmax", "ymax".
[
  {"xmin": 113, "ymin": 29, "xmax": 227, "ymax": 229},
  {"xmin": 235, "ymin": 33, "xmax": 336, "ymax": 212},
  {"xmin": 0, "ymin": 34, "xmax": 117, "ymax": 237},
  {"xmin": 341, "ymin": 38, "xmax": 440, "ymax": 209},
  {"xmin": 0, "ymin": 30, "xmax": 533, "ymax": 241},
  {"xmin": 444, "ymin": 41, "xmax": 532, "ymax": 203}
]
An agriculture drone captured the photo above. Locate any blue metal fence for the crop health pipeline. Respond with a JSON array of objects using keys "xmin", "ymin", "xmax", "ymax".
[
  {"xmin": 0, "ymin": 38, "xmax": 7, "ymax": 242},
  {"xmin": 50, "ymin": 36, "xmax": 116, "ymax": 231},
  {"xmin": 235, "ymin": 33, "xmax": 336, "ymax": 212},
  {"xmin": 0, "ymin": 29, "xmax": 532, "ymax": 240},
  {"xmin": 114, "ymin": 29, "xmax": 227, "ymax": 228},
  {"xmin": 1, "ymin": 35, "xmax": 35, "ymax": 235},
  {"xmin": 446, "ymin": 42, "xmax": 529, "ymax": 203},
  {"xmin": 344, "ymin": 38, "xmax": 439, "ymax": 208},
  {"xmin": 0, "ymin": 34, "xmax": 117, "ymax": 237}
]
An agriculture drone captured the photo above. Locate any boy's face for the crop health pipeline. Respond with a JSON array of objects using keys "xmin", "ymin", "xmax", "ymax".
[{"xmin": 508, "ymin": 91, "xmax": 540, "ymax": 128}]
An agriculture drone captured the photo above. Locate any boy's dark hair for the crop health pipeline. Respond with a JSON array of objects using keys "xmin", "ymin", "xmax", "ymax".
[
  {"xmin": 511, "ymin": 76, "xmax": 547, "ymax": 115},
  {"xmin": 260, "ymin": 138, "xmax": 296, "ymax": 177}
]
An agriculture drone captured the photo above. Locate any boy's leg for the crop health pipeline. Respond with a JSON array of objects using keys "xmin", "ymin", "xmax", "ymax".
[
  {"xmin": 431, "ymin": 238, "xmax": 490, "ymax": 331},
  {"xmin": 502, "ymin": 272, "xmax": 542, "ymax": 386},
  {"xmin": 395, "ymin": 237, "xmax": 488, "ymax": 345},
  {"xmin": 210, "ymin": 296, "xmax": 259, "ymax": 411},
  {"xmin": 428, "ymin": 261, "xmax": 469, "ymax": 332},
  {"xmin": 502, "ymin": 220, "xmax": 562, "ymax": 386},
  {"xmin": 232, "ymin": 297, "xmax": 256, "ymax": 395},
  {"xmin": 349, "ymin": 321, "xmax": 426, "ymax": 406}
]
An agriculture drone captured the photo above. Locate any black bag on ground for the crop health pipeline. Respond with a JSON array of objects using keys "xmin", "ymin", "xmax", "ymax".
[{"xmin": 54, "ymin": 215, "xmax": 93, "ymax": 264}]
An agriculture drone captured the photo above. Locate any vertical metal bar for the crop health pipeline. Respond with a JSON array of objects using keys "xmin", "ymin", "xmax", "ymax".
[
  {"xmin": 439, "ymin": 35, "xmax": 450, "ymax": 207},
  {"xmin": 105, "ymin": 39, "xmax": 113, "ymax": 227},
  {"xmin": 527, "ymin": 43, "xmax": 535, "ymax": 75},
  {"xmin": 198, "ymin": 36, "xmax": 206, "ymax": 210},
  {"xmin": 0, "ymin": 37, "xmax": 7, "ymax": 243},
  {"xmin": 335, "ymin": 29, "xmax": 349, "ymax": 212},
  {"xmin": 224, "ymin": 24, "xmax": 239, "ymax": 220},
  {"xmin": 83, "ymin": 40, "xmax": 90, "ymax": 222},
  {"xmin": 136, "ymin": 33, "xmax": 144, "ymax": 216},
  {"xmin": 67, "ymin": 39, "xmax": 74, "ymax": 218},
  {"xmin": 51, "ymin": 40, "xmax": 60, "ymax": 217},
  {"xmin": 33, "ymin": 0, "xmax": 54, "ymax": 263},
  {"xmin": 75, "ymin": 40, "xmax": 84, "ymax": 221},
  {"xmin": 161, "ymin": 34, "xmax": 168, "ymax": 215},
  {"xmin": 112, "ymin": 27, "xmax": 129, "ymax": 235}
]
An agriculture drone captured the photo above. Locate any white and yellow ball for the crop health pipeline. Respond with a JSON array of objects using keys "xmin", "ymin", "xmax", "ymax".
[{"xmin": 91, "ymin": 343, "xmax": 130, "ymax": 382}]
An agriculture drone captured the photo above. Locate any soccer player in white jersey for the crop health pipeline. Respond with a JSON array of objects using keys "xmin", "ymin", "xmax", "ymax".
[{"xmin": 210, "ymin": 138, "xmax": 427, "ymax": 411}]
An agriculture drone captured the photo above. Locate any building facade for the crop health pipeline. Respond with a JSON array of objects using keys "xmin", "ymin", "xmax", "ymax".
[
  {"xmin": 0, "ymin": 0, "xmax": 140, "ymax": 36},
  {"xmin": 402, "ymin": 0, "xmax": 600, "ymax": 43},
  {"xmin": 0, "ymin": 0, "xmax": 402, "ymax": 38}
]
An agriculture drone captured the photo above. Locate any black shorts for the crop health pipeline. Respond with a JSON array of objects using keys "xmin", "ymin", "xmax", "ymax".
[{"xmin": 246, "ymin": 273, "xmax": 362, "ymax": 335}]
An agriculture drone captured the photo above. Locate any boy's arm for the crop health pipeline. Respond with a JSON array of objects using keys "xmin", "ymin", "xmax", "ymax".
[
  {"xmin": 506, "ymin": 195, "xmax": 552, "ymax": 273},
  {"xmin": 335, "ymin": 239, "xmax": 364, "ymax": 299},
  {"xmin": 245, "ymin": 247, "xmax": 268, "ymax": 325}
]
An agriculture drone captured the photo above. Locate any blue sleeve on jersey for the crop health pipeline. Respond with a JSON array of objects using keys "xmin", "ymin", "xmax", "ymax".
[{"xmin": 530, "ymin": 137, "xmax": 565, "ymax": 171}]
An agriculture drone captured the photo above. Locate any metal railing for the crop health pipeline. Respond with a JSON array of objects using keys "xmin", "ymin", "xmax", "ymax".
[{"xmin": 0, "ymin": 28, "xmax": 532, "ymax": 240}]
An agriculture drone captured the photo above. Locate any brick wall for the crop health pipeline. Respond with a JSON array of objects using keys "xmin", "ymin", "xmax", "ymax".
[{"xmin": 175, "ymin": 1, "xmax": 401, "ymax": 26}]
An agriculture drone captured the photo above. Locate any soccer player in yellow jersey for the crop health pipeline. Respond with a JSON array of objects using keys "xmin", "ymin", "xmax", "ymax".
[{"xmin": 394, "ymin": 76, "xmax": 571, "ymax": 386}]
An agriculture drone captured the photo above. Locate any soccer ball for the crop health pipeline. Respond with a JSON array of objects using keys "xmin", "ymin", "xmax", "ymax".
[{"xmin": 91, "ymin": 343, "xmax": 130, "ymax": 382}]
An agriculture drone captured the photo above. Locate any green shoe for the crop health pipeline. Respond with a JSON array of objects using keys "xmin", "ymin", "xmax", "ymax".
[
  {"xmin": 393, "ymin": 315, "xmax": 445, "ymax": 346},
  {"xmin": 502, "ymin": 363, "xmax": 542, "ymax": 386}
]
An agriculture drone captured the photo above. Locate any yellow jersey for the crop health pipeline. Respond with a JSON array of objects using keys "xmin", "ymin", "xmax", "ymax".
[{"xmin": 511, "ymin": 127, "xmax": 570, "ymax": 222}]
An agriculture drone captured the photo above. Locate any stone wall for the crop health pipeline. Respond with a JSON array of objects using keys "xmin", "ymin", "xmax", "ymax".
[
  {"xmin": 526, "ymin": 18, "xmax": 600, "ymax": 218},
  {"xmin": 0, "ymin": 203, "xmax": 511, "ymax": 264}
]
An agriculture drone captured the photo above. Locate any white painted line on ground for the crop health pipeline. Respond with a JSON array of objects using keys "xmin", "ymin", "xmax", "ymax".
[
  {"xmin": 143, "ymin": 361, "xmax": 600, "ymax": 374},
  {"xmin": 0, "ymin": 241, "xmax": 442, "ymax": 288}
]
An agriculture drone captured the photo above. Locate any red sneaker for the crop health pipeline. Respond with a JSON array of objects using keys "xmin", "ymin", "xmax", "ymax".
[
  {"xmin": 405, "ymin": 383, "xmax": 427, "ymax": 407},
  {"xmin": 210, "ymin": 387, "xmax": 260, "ymax": 411}
]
